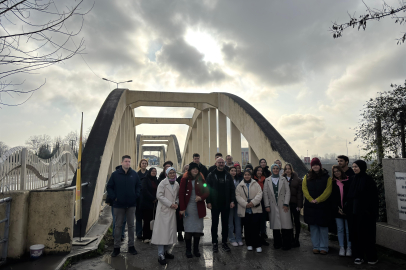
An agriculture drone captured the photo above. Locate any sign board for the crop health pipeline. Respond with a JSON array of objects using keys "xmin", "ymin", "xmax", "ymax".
[
  {"xmin": 395, "ymin": 172, "xmax": 406, "ymax": 221},
  {"xmin": 304, "ymin": 157, "xmax": 310, "ymax": 164}
]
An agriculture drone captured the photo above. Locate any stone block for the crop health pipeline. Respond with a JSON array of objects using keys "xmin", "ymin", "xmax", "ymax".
[{"xmin": 376, "ymin": 222, "xmax": 406, "ymax": 254}]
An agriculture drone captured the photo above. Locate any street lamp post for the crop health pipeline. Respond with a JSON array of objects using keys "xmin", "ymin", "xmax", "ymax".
[{"xmin": 102, "ymin": 78, "xmax": 133, "ymax": 89}]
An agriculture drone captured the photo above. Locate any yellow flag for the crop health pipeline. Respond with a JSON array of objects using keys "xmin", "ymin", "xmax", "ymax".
[{"xmin": 75, "ymin": 113, "xmax": 83, "ymax": 223}]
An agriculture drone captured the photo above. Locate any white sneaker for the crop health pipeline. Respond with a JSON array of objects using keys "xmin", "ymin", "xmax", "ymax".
[
  {"xmin": 256, "ymin": 247, "xmax": 262, "ymax": 253},
  {"xmin": 346, "ymin": 248, "xmax": 352, "ymax": 257},
  {"xmin": 238, "ymin": 242, "xmax": 244, "ymax": 246},
  {"xmin": 247, "ymin": 246, "xmax": 253, "ymax": 251},
  {"xmin": 368, "ymin": 260, "xmax": 378, "ymax": 265},
  {"xmin": 231, "ymin": 242, "xmax": 238, "ymax": 247},
  {"xmin": 339, "ymin": 247, "xmax": 345, "ymax": 256}
]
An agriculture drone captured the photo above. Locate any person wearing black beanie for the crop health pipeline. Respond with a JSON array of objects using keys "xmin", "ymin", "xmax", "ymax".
[{"xmin": 347, "ymin": 160, "xmax": 379, "ymax": 265}]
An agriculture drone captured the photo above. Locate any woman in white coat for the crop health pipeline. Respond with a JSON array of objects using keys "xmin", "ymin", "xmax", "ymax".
[
  {"xmin": 264, "ymin": 164, "xmax": 293, "ymax": 250},
  {"xmin": 151, "ymin": 167, "xmax": 179, "ymax": 265}
]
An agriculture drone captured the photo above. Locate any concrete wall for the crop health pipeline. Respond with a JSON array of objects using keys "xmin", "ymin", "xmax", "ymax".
[{"xmin": 0, "ymin": 189, "xmax": 75, "ymax": 259}]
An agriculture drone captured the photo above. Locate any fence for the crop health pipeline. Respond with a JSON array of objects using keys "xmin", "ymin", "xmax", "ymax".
[{"xmin": 0, "ymin": 145, "xmax": 77, "ymax": 193}]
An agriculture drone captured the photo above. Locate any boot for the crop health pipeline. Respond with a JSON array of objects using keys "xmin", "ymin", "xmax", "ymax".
[
  {"xmin": 292, "ymin": 234, "xmax": 300, "ymax": 248},
  {"xmin": 178, "ymin": 232, "xmax": 184, "ymax": 242},
  {"xmin": 185, "ymin": 239, "xmax": 193, "ymax": 258},
  {"xmin": 111, "ymin": 248, "xmax": 120, "ymax": 257},
  {"xmin": 193, "ymin": 236, "xmax": 201, "ymax": 257}
]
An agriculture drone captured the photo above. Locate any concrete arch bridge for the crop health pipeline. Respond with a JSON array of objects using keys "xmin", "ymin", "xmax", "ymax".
[{"xmin": 72, "ymin": 89, "xmax": 307, "ymax": 237}]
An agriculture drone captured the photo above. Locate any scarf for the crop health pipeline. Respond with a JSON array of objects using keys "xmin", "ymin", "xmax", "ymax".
[
  {"xmin": 335, "ymin": 177, "xmax": 349, "ymax": 207},
  {"xmin": 166, "ymin": 167, "xmax": 176, "ymax": 183}
]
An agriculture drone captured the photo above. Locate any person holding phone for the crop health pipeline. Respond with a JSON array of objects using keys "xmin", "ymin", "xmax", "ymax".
[
  {"xmin": 179, "ymin": 162, "xmax": 209, "ymax": 258},
  {"xmin": 331, "ymin": 165, "xmax": 353, "ymax": 257}
]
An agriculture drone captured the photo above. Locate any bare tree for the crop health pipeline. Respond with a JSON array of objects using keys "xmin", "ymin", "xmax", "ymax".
[
  {"xmin": 0, "ymin": 141, "xmax": 9, "ymax": 156},
  {"xmin": 64, "ymin": 130, "xmax": 78, "ymax": 151},
  {"xmin": 25, "ymin": 134, "xmax": 52, "ymax": 153},
  {"xmin": 0, "ymin": 0, "xmax": 91, "ymax": 107},
  {"xmin": 331, "ymin": 1, "xmax": 406, "ymax": 44}
]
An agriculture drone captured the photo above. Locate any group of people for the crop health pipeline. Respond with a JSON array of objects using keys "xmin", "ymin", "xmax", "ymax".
[{"xmin": 106, "ymin": 152, "xmax": 379, "ymax": 266}]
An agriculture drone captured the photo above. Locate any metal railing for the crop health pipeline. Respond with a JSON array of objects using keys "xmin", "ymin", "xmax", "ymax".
[{"xmin": 0, "ymin": 197, "xmax": 11, "ymax": 265}]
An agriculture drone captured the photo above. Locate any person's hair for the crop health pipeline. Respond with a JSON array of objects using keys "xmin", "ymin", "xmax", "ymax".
[
  {"xmin": 215, "ymin": 152, "xmax": 223, "ymax": 157},
  {"xmin": 307, "ymin": 166, "xmax": 324, "ymax": 180},
  {"xmin": 243, "ymin": 169, "xmax": 253, "ymax": 177},
  {"xmin": 163, "ymin": 161, "xmax": 173, "ymax": 167},
  {"xmin": 193, "ymin": 153, "xmax": 200, "ymax": 158},
  {"xmin": 182, "ymin": 164, "xmax": 189, "ymax": 173},
  {"xmin": 122, "ymin": 155, "xmax": 131, "ymax": 162},
  {"xmin": 137, "ymin": 158, "xmax": 149, "ymax": 171},
  {"xmin": 331, "ymin": 165, "xmax": 347, "ymax": 180},
  {"xmin": 253, "ymin": 166, "xmax": 263, "ymax": 178},
  {"xmin": 283, "ymin": 163, "xmax": 295, "ymax": 175},
  {"xmin": 229, "ymin": 167, "xmax": 237, "ymax": 172},
  {"xmin": 337, "ymin": 155, "xmax": 349, "ymax": 164},
  {"xmin": 148, "ymin": 167, "xmax": 157, "ymax": 179},
  {"xmin": 274, "ymin": 159, "xmax": 282, "ymax": 165},
  {"xmin": 226, "ymin": 155, "xmax": 232, "ymax": 158}
]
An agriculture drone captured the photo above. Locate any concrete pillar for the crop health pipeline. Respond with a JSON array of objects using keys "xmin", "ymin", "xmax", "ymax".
[
  {"xmin": 65, "ymin": 153, "xmax": 70, "ymax": 186},
  {"xmin": 218, "ymin": 111, "xmax": 227, "ymax": 157},
  {"xmin": 209, "ymin": 108, "xmax": 217, "ymax": 166},
  {"xmin": 20, "ymin": 148, "xmax": 27, "ymax": 190},
  {"xmin": 197, "ymin": 114, "xmax": 203, "ymax": 155},
  {"xmin": 48, "ymin": 161, "xmax": 53, "ymax": 188},
  {"xmin": 230, "ymin": 121, "xmax": 241, "ymax": 164},
  {"xmin": 202, "ymin": 110, "xmax": 209, "ymax": 165},
  {"xmin": 249, "ymin": 144, "xmax": 259, "ymax": 166},
  {"xmin": 192, "ymin": 124, "xmax": 198, "ymax": 155}
]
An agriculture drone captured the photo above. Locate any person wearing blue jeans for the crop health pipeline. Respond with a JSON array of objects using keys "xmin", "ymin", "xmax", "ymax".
[
  {"xmin": 309, "ymin": 225, "xmax": 329, "ymax": 252},
  {"xmin": 228, "ymin": 166, "xmax": 243, "ymax": 246},
  {"xmin": 112, "ymin": 206, "xmax": 126, "ymax": 240},
  {"xmin": 336, "ymin": 218, "xmax": 351, "ymax": 253}
]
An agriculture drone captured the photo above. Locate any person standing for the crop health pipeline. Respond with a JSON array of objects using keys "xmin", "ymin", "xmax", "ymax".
[
  {"xmin": 107, "ymin": 155, "xmax": 141, "ymax": 257},
  {"xmin": 337, "ymin": 155, "xmax": 355, "ymax": 178},
  {"xmin": 228, "ymin": 166, "xmax": 243, "ymax": 246},
  {"xmin": 192, "ymin": 153, "xmax": 209, "ymax": 179},
  {"xmin": 282, "ymin": 163, "xmax": 303, "ymax": 248},
  {"xmin": 151, "ymin": 167, "xmax": 179, "ymax": 265},
  {"xmin": 158, "ymin": 161, "xmax": 174, "ymax": 181},
  {"xmin": 264, "ymin": 164, "xmax": 292, "ymax": 250},
  {"xmin": 206, "ymin": 157, "xmax": 235, "ymax": 253},
  {"xmin": 347, "ymin": 160, "xmax": 379, "ymax": 265},
  {"xmin": 176, "ymin": 164, "xmax": 189, "ymax": 242},
  {"xmin": 253, "ymin": 166, "xmax": 270, "ymax": 245},
  {"xmin": 179, "ymin": 162, "xmax": 210, "ymax": 258},
  {"xmin": 236, "ymin": 169, "xmax": 263, "ymax": 252},
  {"xmin": 302, "ymin": 158, "xmax": 332, "ymax": 255},
  {"xmin": 259, "ymin": 159, "xmax": 271, "ymax": 178},
  {"xmin": 140, "ymin": 167, "xmax": 160, "ymax": 243},
  {"xmin": 331, "ymin": 165, "xmax": 352, "ymax": 257},
  {"xmin": 226, "ymin": 155, "xmax": 234, "ymax": 168},
  {"xmin": 234, "ymin": 163, "xmax": 243, "ymax": 181},
  {"xmin": 136, "ymin": 158, "xmax": 149, "ymax": 240},
  {"xmin": 209, "ymin": 153, "xmax": 229, "ymax": 173},
  {"xmin": 274, "ymin": 160, "xmax": 284, "ymax": 176}
]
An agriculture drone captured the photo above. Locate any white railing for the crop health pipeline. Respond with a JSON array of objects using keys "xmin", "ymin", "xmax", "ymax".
[{"xmin": 0, "ymin": 145, "xmax": 78, "ymax": 192}]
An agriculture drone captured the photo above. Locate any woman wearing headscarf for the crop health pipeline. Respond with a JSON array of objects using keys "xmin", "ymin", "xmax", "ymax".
[
  {"xmin": 179, "ymin": 162, "xmax": 209, "ymax": 258},
  {"xmin": 302, "ymin": 158, "xmax": 332, "ymax": 255},
  {"xmin": 331, "ymin": 165, "xmax": 352, "ymax": 257},
  {"xmin": 151, "ymin": 167, "xmax": 179, "ymax": 265},
  {"xmin": 236, "ymin": 169, "xmax": 263, "ymax": 253},
  {"xmin": 234, "ymin": 163, "xmax": 243, "ymax": 181},
  {"xmin": 228, "ymin": 166, "xmax": 243, "ymax": 246},
  {"xmin": 282, "ymin": 163, "xmax": 303, "ymax": 248},
  {"xmin": 176, "ymin": 164, "xmax": 189, "ymax": 242},
  {"xmin": 253, "ymin": 166, "xmax": 270, "ymax": 246},
  {"xmin": 263, "ymin": 164, "xmax": 292, "ymax": 250},
  {"xmin": 259, "ymin": 158, "xmax": 271, "ymax": 178},
  {"xmin": 140, "ymin": 167, "xmax": 160, "ymax": 243},
  {"xmin": 347, "ymin": 160, "xmax": 378, "ymax": 265}
]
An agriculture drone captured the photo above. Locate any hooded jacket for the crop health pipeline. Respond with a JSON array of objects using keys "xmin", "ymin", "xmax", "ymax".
[{"xmin": 107, "ymin": 165, "xmax": 141, "ymax": 208}]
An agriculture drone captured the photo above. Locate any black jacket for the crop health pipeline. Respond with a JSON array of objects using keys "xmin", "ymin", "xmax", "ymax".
[
  {"xmin": 206, "ymin": 168, "xmax": 235, "ymax": 208},
  {"xmin": 107, "ymin": 166, "xmax": 141, "ymax": 208},
  {"xmin": 140, "ymin": 175, "xmax": 160, "ymax": 210},
  {"xmin": 331, "ymin": 177, "xmax": 353, "ymax": 219},
  {"xmin": 198, "ymin": 163, "xmax": 209, "ymax": 179}
]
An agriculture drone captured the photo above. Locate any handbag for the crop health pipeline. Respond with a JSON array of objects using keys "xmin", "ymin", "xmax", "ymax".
[{"xmin": 150, "ymin": 202, "xmax": 156, "ymax": 230}]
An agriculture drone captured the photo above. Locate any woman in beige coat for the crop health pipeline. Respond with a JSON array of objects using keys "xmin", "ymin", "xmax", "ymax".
[
  {"xmin": 264, "ymin": 164, "xmax": 293, "ymax": 250},
  {"xmin": 151, "ymin": 167, "xmax": 179, "ymax": 265},
  {"xmin": 236, "ymin": 169, "xmax": 263, "ymax": 253}
]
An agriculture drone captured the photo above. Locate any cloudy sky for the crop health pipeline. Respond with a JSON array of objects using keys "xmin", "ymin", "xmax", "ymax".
[{"xmin": 1, "ymin": 0, "xmax": 405, "ymax": 159}]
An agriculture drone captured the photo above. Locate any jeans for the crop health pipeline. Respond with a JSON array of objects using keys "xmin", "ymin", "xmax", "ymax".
[
  {"xmin": 158, "ymin": 245, "xmax": 170, "ymax": 256},
  {"xmin": 135, "ymin": 202, "xmax": 143, "ymax": 237},
  {"xmin": 228, "ymin": 206, "xmax": 242, "ymax": 242},
  {"xmin": 241, "ymin": 213, "xmax": 261, "ymax": 248},
  {"xmin": 211, "ymin": 206, "xmax": 230, "ymax": 244},
  {"xmin": 309, "ymin": 225, "xmax": 329, "ymax": 252},
  {"xmin": 335, "ymin": 218, "xmax": 351, "ymax": 248},
  {"xmin": 114, "ymin": 207, "xmax": 136, "ymax": 248},
  {"xmin": 112, "ymin": 206, "xmax": 126, "ymax": 239}
]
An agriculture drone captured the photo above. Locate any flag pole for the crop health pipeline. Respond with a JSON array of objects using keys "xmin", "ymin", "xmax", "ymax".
[{"xmin": 76, "ymin": 112, "xmax": 83, "ymax": 241}]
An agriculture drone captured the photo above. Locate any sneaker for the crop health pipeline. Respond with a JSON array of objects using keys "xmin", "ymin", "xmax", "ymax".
[
  {"xmin": 164, "ymin": 251, "xmax": 174, "ymax": 259},
  {"xmin": 354, "ymin": 258, "xmax": 364, "ymax": 265},
  {"xmin": 231, "ymin": 242, "xmax": 238, "ymax": 247},
  {"xmin": 346, "ymin": 248, "xmax": 352, "ymax": 257},
  {"xmin": 256, "ymin": 247, "xmax": 262, "ymax": 253},
  {"xmin": 136, "ymin": 235, "xmax": 143, "ymax": 240},
  {"xmin": 111, "ymin": 248, "xmax": 120, "ymax": 257},
  {"xmin": 143, "ymin": 239, "xmax": 150, "ymax": 243},
  {"xmin": 247, "ymin": 246, "xmax": 253, "ymax": 251},
  {"xmin": 158, "ymin": 254, "xmax": 167, "ymax": 265},
  {"xmin": 238, "ymin": 241, "xmax": 244, "ymax": 246},
  {"xmin": 128, "ymin": 246, "xmax": 138, "ymax": 255},
  {"xmin": 368, "ymin": 260, "xmax": 378, "ymax": 265},
  {"xmin": 339, "ymin": 247, "xmax": 345, "ymax": 256},
  {"xmin": 212, "ymin": 243, "xmax": 219, "ymax": 253},
  {"xmin": 222, "ymin": 243, "xmax": 231, "ymax": 252}
]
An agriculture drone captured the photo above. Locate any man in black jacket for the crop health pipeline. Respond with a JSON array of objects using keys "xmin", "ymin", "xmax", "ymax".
[
  {"xmin": 206, "ymin": 157, "xmax": 235, "ymax": 253},
  {"xmin": 107, "ymin": 155, "xmax": 141, "ymax": 257},
  {"xmin": 192, "ymin": 153, "xmax": 209, "ymax": 179},
  {"xmin": 208, "ymin": 153, "xmax": 229, "ymax": 173}
]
